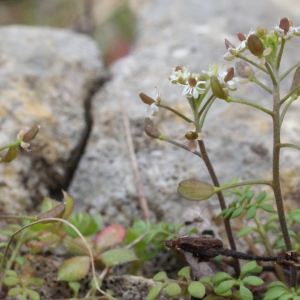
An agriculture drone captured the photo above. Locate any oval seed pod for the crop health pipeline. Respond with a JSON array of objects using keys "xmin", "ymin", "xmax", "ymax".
[
  {"xmin": 290, "ymin": 66, "xmax": 300, "ymax": 96},
  {"xmin": 36, "ymin": 202, "xmax": 66, "ymax": 223},
  {"xmin": 178, "ymin": 179, "xmax": 214, "ymax": 201},
  {"xmin": 1, "ymin": 146, "xmax": 18, "ymax": 163}
]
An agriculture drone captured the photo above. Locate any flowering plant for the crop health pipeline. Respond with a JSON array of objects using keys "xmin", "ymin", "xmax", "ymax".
[{"xmin": 141, "ymin": 17, "xmax": 300, "ymax": 299}]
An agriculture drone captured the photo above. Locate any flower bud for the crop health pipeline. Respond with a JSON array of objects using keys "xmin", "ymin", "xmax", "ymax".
[
  {"xmin": 279, "ymin": 18, "xmax": 290, "ymax": 35},
  {"xmin": 185, "ymin": 131, "xmax": 199, "ymax": 141},
  {"xmin": 256, "ymin": 26, "xmax": 267, "ymax": 38},
  {"xmin": 247, "ymin": 34, "xmax": 264, "ymax": 56},
  {"xmin": 235, "ymin": 61, "xmax": 254, "ymax": 78},
  {"xmin": 177, "ymin": 179, "xmax": 214, "ymax": 201},
  {"xmin": 144, "ymin": 117, "xmax": 161, "ymax": 138},
  {"xmin": 224, "ymin": 67, "xmax": 234, "ymax": 82},
  {"xmin": 211, "ymin": 75, "xmax": 228, "ymax": 100},
  {"xmin": 139, "ymin": 92, "xmax": 155, "ymax": 105},
  {"xmin": 290, "ymin": 66, "xmax": 300, "ymax": 96},
  {"xmin": 237, "ymin": 33, "xmax": 246, "ymax": 41},
  {"xmin": 225, "ymin": 39, "xmax": 234, "ymax": 50},
  {"xmin": 1, "ymin": 146, "xmax": 18, "ymax": 163}
]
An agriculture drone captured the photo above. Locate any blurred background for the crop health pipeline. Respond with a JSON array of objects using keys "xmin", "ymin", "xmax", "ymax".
[{"xmin": 0, "ymin": 0, "xmax": 137, "ymax": 66}]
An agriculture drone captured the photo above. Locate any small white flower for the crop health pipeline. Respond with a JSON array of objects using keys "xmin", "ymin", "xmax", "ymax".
[
  {"xmin": 217, "ymin": 67, "xmax": 239, "ymax": 91},
  {"xmin": 223, "ymin": 31, "xmax": 254, "ymax": 61},
  {"xmin": 181, "ymin": 76, "xmax": 206, "ymax": 99},
  {"xmin": 169, "ymin": 66, "xmax": 191, "ymax": 84},
  {"xmin": 146, "ymin": 88, "xmax": 161, "ymax": 118},
  {"xmin": 179, "ymin": 123, "xmax": 206, "ymax": 152}
]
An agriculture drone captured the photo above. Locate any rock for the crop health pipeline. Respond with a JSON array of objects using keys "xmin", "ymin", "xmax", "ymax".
[
  {"xmin": 69, "ymin": 0, "xmax": 300, "ymax": 226},
  {"xmin": 0, "ymin": 26, "xmax": 106, "ymax": 215}
]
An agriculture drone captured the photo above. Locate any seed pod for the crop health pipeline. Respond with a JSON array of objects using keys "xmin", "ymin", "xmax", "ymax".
[
  {"xmin": 22, "ymin": 125, "xmax": 40, "ymax": 142},
  {"xmin": 139, "ymin": 92, "xmax": 155, "ymax": 105},
  {"xmin": 290, "ymin": 66, "xmax": 300, "ymax": 96},
  {"xmin": 177, "ymin": 179, "xmax": 214, "ymax": 201},
  {"xmin": 247, "ymin": 34, "xmax": 264, "ymax": 56},
  {"xmin": 211, "ymin": 75, "xmax": 227, "ymax": 100},
  {"xmin": 36, "ymin": 202, "xmax": 66, "ymax": 223},
  {"xmin": 144, "ymin": 117, "xmax": 161, "ymax": 138},
  {"xmin": 1, "ymin": 146, "xmax": 18, "ymax": 163},
  {"xmin": 235, "ymin": 61, "xmax": 254, "ymax": 78}
]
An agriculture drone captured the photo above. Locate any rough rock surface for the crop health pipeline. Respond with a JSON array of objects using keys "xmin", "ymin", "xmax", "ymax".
[
  {"xmin": 69, "ymin": 0, "xmax": 300, "ymax": 226},
  {"xmin": 0, "ymin": 26, "xmax": 105, "ymax": 215}
]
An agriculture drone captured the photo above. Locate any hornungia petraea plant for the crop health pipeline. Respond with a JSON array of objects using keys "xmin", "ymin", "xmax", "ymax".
[{"xmin": 141, "ymin": 17, "xmax": 300, "ymax": 299}]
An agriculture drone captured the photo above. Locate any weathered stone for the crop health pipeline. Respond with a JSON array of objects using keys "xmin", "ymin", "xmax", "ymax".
[{"xmin": 0, "ymin": 26, "xmax": 105, "ymax": 215}]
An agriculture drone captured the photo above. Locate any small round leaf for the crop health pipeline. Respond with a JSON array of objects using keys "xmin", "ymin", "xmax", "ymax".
[
  {"xmin": 188, "ymin": 281, "xmax": 205, "ymax": 298},
  {"xmin": 165, "ymin": 282, "xmax": 181, "ymax": 297}
]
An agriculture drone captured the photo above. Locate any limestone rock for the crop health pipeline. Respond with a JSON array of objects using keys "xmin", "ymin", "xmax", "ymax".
[{"xmin": 0, "ymin": 26, "xmax": 105, "ymax": 215}]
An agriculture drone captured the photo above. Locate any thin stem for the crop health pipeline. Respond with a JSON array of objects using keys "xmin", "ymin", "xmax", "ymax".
[
  {"xmin": 199, "ymin": 97, "xmax": 215, "ymax": 129},
  {"xmin": 159, "ymin": 104, "xmax": 193, "ymax": 123},
  {"xmin": 0, "ymin": 140, "xmax": 21, "ymax": 152},
  {"xmin": 120, "ymin": 93, "xmax": 150, "ymax": 221},
  {"xmin": 280, "ymin": 60, "xmax": 300, "ymax": 81},
  {"xmin": 254, "ymin": 216, "xmax": 288, "ymax": 285},
  {"xmin": 160, "ymin": 136, "xmax": 202, "ymax": 159},
  {"xmin": 236, "ymin": 54, "xmax": 268, "ymax": 74},
  {"xmin": 265, "ymin": 62, "xmax": 277, "ymax": 85},
  {"xmin": 227, "ymin": 97, "xmax": 273, "ymax": 116},
  {"xmin": 272, "ymin": 78, "xmax": 296, "ymax": 287},
  {"xmin": 280, "ymin": 143, "xmax": 300, "ymax": 151},
  {"xmin": 280, "ymin": 84, "xmax": 300, "ymax": 104},
  {"xmin": 198, "ymin": 140, "xmax": 240, "ymax": 276},
  {"xmin": 0, "ymin": 215, "xmax": 35, "ymax": 221},
  {"xmin": 214, "ymin": 180, "xmax": 273, "ymax": 193},
  {"xmin": 250, "ymin": 77, "xmax": 272, "ymax": 94},
  {"xmin": 198, "ymin": 94, "xmax": 215, "ymax": 119},
  {"xmin": 280, "ymin": 95, "xmax": 298, "ymax": 126},
  {"xmin": 275, "ymin": 39, "xmax": 285, "ymax": 71}
]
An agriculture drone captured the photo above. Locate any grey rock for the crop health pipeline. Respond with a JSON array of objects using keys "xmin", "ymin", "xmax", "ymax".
[
  {"xmin": 70, "ymin": 0, "xmax": 300, "ymax": 226},
  {"xmin": 0, "ymin": 26, "xmax": 105, "ymax": 215}
]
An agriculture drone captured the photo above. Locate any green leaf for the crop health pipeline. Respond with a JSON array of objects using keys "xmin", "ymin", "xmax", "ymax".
[
  {"xmin": 68, "ymin": 281, "xmax": 81, "ymax": 294},
  {"xmin": 240, "ymin": 261, "xmax": 261, "ymax": 279},
  {"xmin": 211, "ymin": 272, "xmax": 233, "ymax": 285},
  {"xmin": 256, "ymin": 191, "xmax": 267, "ymax": 203},
  {"xmin": 240, "ymin": 284, "xmax": 253, "ymax": 300},
  {"xmin": 267, "ymin": 281, "xmax": 289, "ymax": 289},
  {"xmin": 259, "ymin": 204, "xmax": 275, "ymax": 213},
  {"xmin": 178, "ymin": 266, "xmax": 191, "ymax": 281},
  {"xmin": 100, "ymin": 248, "xmax": 137, "ymax": 267},
  {"xmin": 236, "ymin": 226, "xmax": 256, "ymax": 238},
  {"xmin": 245, "ymin": 190, "xmax": 255, "ymax": 201},
  {"xmin": 246, "ymin": 206, "xmax": 257, "ymax": 219},
  {"xmin": 200, "ymin": 276, "xmax": 213, "ymax": 287},
  {"xmin": 242, "ymin": 276, "xmax": 264, "ymax": 286},
  {"xmin": 25, "ymin": 278, "xmax": 44, "ymax": 287},
  {"xmin": 153, "ymin": 272, "xmax": 168, "ymax": 282},
  {"xmin": 165, "ymin": 282, "xmax": 181, "ymax": 297},
  {"xmin": 231, "ymin": 206, "xmax": 245, "ymax": 218},
  {"xmin": 278, "ymin": 294, "xmax": 293, "ymax": 300},
  {"xmin": 64, "ymin": 211, "xmax": 101, "ymax": 237},
  {"xmin": 7, "ymin": 287, "xmax": 23, "ymax": 296},
  {"xmin": 26, "ymin": 289, "xmax": 40, "ymax": 300},
  {"xmin": 263, "ymin": 287, "xmax": 290, "ymax": 300},
  {"xmin": 146, "ymin": 284, "xmax": 165, "ymax": 300},
  {"xmin": 14, "ymin": 256, "xmax": 25, "ymax": 265},
  {"xmin": 3, "ymin": 276, "xmax": 21, "ymax": 286},
  {"xmin": 214, "ymin": 280, "xmax": 237, "ymax": 295},
  {"xmin": 188, "ymin": 281, "xmax": 206, "ymax": 298},
  {"xmin": 5, "ymin": 270, "xmax": 18, "ymax": 277},
  {"xmin": 58, "ymin": 256, "xmax": 91, "ymax": 281}
]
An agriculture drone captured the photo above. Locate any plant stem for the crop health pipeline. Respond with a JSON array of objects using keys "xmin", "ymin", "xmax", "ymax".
[
  {"xmin": 0, "ymin": 140, "xmax": 21, "ymax": 152},
  {"xmin": 198, "ymin": 140, "xmax": 240, "ymax": 276},
  {"xmin": 254, "ymin": 216, "xmax": 288, "ymax": 285},
  {"xmin": 227, "ymin": 97, "xmax": 273, "ymax": 116},
  {"xmin": 250, "ymin": 77, "xmax": 272, "ymax": 94},
  {"xmin": 159, "ymin": 104, "xmax": 193, "ymax": 123},
  {"xmin": 214, "ymin": 180, "xmax": 273, "ymax": 193},
  {"xmin": 280, "ymin": 143, "xmax": 300, "ymax": 151},
  {"xmin": 272, "ymin": 78, "xmax": 296, "ymax": 287}
]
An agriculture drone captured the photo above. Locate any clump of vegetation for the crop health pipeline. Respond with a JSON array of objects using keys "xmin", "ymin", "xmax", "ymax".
[{"xmin": 140, "ymin": 17, "xmax": 300, "ymax": 300}]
